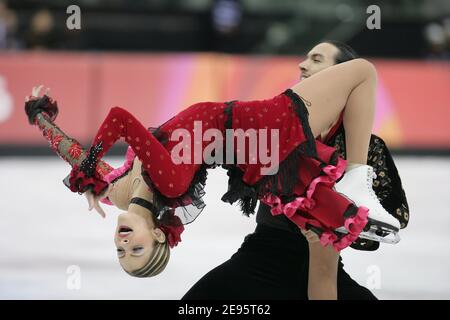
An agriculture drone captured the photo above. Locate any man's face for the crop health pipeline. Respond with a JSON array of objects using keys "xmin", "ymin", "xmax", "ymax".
[{"xmin": 298, "ymin": 42, "xmax": 339, "ymax": 80}]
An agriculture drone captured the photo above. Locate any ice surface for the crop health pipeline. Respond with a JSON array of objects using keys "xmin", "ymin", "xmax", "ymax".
[{"xmin": 0, "ymin": 156, "xmax": 449, "ymax": 299}]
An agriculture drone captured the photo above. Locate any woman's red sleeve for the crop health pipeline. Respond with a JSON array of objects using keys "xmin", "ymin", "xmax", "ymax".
[{"xmin": 69, "ymin": 106, "xmax": 196, "ymax": 198}]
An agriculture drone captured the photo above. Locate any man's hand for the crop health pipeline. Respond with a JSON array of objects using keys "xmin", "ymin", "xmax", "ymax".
[
  {"xmin": 85, "ymin": 184, "xmax": 113, "ymax": 218},
  {"xmin": 300, "ymin": 228, "xmax": 320, "ymax": 244}
]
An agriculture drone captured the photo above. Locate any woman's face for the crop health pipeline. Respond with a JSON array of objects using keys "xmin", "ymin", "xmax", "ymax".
[
  {"xmin": 298, "ymin": 42, "xmax": 339, "ymax": 80},
  {"xmin": 114, "ymin": 211, "xmax": 162, "ymax": 272}
]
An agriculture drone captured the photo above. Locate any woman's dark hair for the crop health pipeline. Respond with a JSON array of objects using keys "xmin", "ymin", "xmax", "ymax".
[{"xmin": 323, "ymin": 40, "xmax": 359, "ymax": 64}]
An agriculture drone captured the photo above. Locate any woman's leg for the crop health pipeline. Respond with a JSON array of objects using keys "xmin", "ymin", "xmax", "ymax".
[
  {"xmin": 290, "ymin": 58, "xmax": 377, "ymax": 164},
  {"xmin": 291, "ymin": 59, "xmax": 401, "ymax": 236}
]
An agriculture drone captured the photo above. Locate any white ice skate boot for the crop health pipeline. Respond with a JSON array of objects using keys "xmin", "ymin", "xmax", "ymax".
[{"xmin": 334, "ymin": 164, "xmax": 401, "ymax": 244}]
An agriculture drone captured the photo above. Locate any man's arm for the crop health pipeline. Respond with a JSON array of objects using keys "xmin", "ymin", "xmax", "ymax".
[{"xmin": 302, "ymin": 229, "xmax": 339, "ymax": 300}]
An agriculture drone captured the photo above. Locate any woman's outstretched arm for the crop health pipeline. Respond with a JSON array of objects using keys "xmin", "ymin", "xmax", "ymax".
[
  {"xmin": 25, "ymin": 85, "xmax": 114, "ymax": 175},
  {"xmin": 33, "ymin": 113, "xmax": 114, "ymax": 175},
  {"xmin": 69, "ymin": 106, "xmax": 197, "ymax": 198},
  {"xmin": 25, "ymin": 85, "xmax": 115, "ymax": 217}
]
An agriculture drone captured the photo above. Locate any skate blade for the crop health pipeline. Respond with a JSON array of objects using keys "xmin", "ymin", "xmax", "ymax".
[
  {"xmin": 362, "ymin": 218, "xmax": 401, "ymax": 244},
  {"xmin": 358, "ymin": 226, "xmax": 401, "ymax": 244},
  {"xmin": 335, "ymin": 223, "xmax": 401, "ymax": 245}
]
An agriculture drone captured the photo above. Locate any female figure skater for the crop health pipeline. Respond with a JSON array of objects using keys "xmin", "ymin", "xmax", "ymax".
[{"xmin": 24, "ymin": 57, "xmax": 400, "ymax": 281}]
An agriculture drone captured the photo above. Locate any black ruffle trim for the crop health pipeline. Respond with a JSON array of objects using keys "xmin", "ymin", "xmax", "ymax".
[
  {"xmin": 220, "ymin": 90, "xmax": 326, "ymax": 216},
  {"xmin": 140, "ymin": 126, "xmax": 216, "ymax": 225},
  {"xmin": 221, "ymin": 165, "xmax": 259, "ymax": 215},
  {"xmin": 283, "ymin": 89, "xmax": 318, "ymax": 158},
  {"xmin": 141, "ymin": 162, "xmax": 210, "ymax": 225},
  {"xmin": 25, "ymin": 95, "xmax": 59, "ymax": 125}
]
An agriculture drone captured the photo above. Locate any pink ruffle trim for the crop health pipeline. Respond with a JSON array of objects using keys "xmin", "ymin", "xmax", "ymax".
[
  {"xmin": 100, "ymin": 146, "xmax": 136, "ymax": 205},
  {"xmin": 319, "ymin": 206, "xmax": 369, "ymax": 251},
  {"xmin": 261, "ymin": 156, "xmax": 369, "ymax": 251},
  {"xmin": 261, "ymin": 156, "xmax": 346, "ymax": 216}
]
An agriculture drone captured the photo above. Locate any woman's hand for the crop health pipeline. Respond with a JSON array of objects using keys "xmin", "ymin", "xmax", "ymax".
[
  {"xmin": 85, "ymin": 184, "xmax": 114, "ymax": 218},
  {"xmin": 25, "ymin": 84, "xmax": 50, "ymax": 102}
]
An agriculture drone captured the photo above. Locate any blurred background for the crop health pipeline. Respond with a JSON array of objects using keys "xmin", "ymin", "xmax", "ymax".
[{"xmin": 0, "ymin": 0, "xmax": 449, "ymax": 299}]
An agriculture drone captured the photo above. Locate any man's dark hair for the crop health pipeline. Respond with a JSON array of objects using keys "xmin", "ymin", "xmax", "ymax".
[{"xmin": 323, "ymin": 40, "xmax": 359, "ymax": 64}]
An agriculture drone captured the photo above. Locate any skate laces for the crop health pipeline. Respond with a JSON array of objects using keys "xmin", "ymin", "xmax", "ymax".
[{"xmin": 366, "ymin": 167, "xmax": 379, "ymax": 202}]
